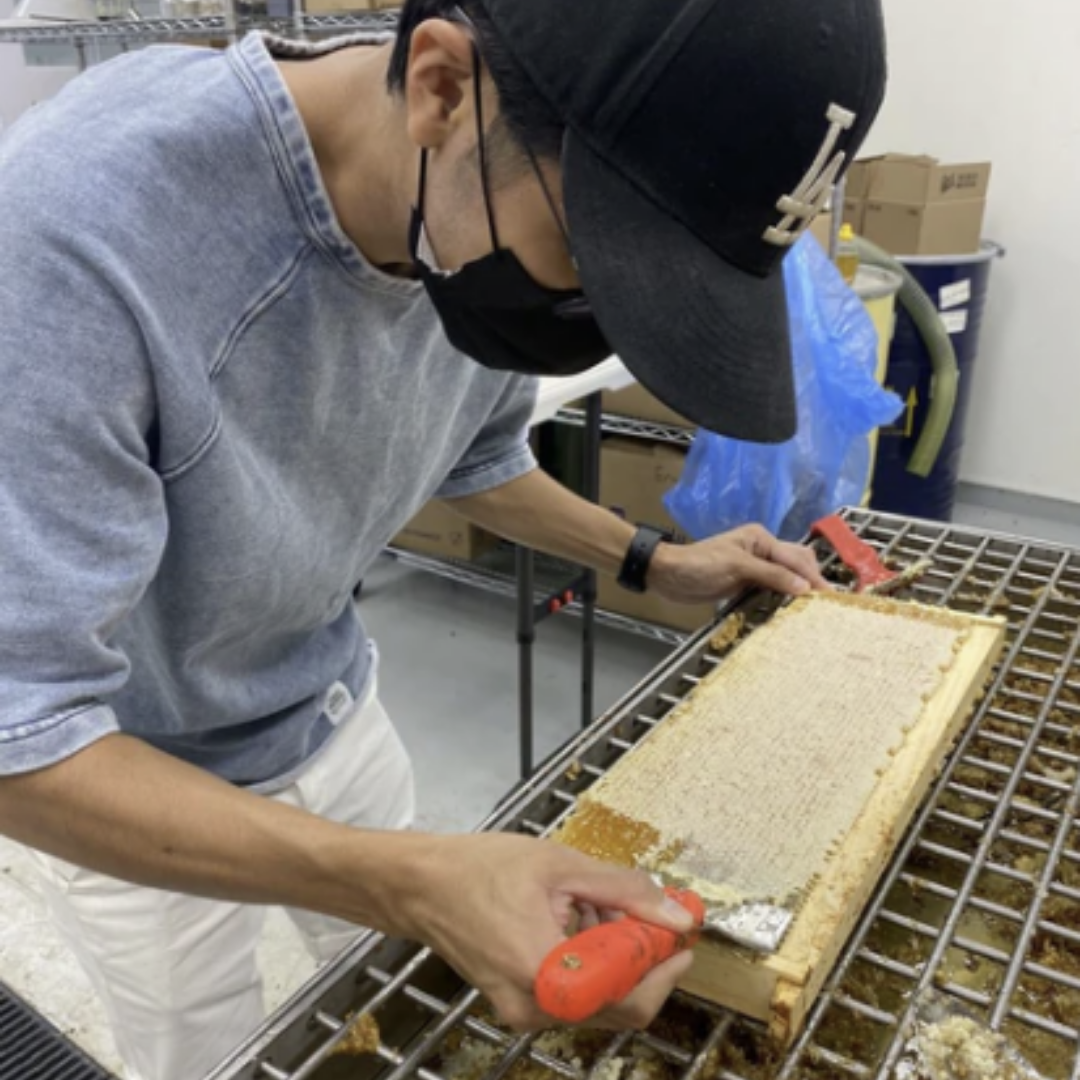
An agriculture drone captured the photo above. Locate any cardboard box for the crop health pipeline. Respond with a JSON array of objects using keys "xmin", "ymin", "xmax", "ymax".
[
  {"xmin": 392, "ymin": 501, "xmax": 497, "ymax": 561},
  {"xmin": 601, "ymin": 438, "xmax": 689, "ymax": 539},
  {"xmin": 597, "ymin": 439, "xmax": 716, "ymax": 633},
  {"xmin": 596, "ymin": 576, "xmax": 716, "ymax": 635},
  {"xmin": 844, "ymin": 158, "xmax": 877, "ymax": 200},
  {"xmin": 863, "ymin": 199, "xmax": 986, "ymax": 257},
  {"xmin": 601, "ymin": 382, "xmax": 693, "ymax": 429},
  {"xmin": 867, "ymin": 154, "xmax": 992, "ymax": 205},
  {"xmin": 853, "ymin": 153, "xmax": 991, "ymax": 256}
]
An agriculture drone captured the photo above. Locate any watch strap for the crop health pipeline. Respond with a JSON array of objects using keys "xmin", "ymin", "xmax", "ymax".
[{"xmin": 617, "ymin": 525, "xmax": 666, "ymax": 594}]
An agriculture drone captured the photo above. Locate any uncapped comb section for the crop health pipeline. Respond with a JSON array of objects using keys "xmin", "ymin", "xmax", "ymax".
[{"xmin": 559, "ymin": 593, "xmax": 969, "ymax": 912}]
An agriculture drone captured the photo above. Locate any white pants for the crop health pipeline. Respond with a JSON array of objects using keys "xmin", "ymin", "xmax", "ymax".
[{"xmin": 28, "ymin": 688, "xmax": 415, "ymax": 1080}]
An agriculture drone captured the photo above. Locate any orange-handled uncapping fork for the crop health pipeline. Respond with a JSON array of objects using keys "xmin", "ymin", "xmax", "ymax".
[
  {"xmin": 534, "ymin": 884, "xmax": 794, "ymax": 1023},
  {"xmin": 534, "ymin": 887, "xmax": 704, "ymax": 1023}
]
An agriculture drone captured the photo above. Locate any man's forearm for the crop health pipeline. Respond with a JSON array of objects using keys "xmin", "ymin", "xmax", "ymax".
[
  {"xmin": 450, "ymin": 469, "xmax": 827, "ymax": 605},
  {"xmin": 449, "ymin": 469, "xmax": 636, "ymax": 575},
  {"xmin": 0, "ymin": 734, "xmax": 429, "ymax": 934}
]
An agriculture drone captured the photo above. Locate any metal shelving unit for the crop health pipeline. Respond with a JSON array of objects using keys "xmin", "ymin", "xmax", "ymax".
[
  {"xmin": 0, "ymin": 9, "xmax": 397, "ymax": 45},
  {"xmin": 555, "ymin": 407, "xmax": 695, "ymax": 449},
  {"xmin": 0, "ymin": 7, "xmax": 398, "ymax": 67},
  {"xmin": 387, "ymin": 545, "xmax": 688, "ymax": 650}
]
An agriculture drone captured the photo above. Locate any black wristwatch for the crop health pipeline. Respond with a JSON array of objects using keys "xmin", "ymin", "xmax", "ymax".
[{"xmin": 617, "ymin": 525, "xmax": 667, "ymax": 594}]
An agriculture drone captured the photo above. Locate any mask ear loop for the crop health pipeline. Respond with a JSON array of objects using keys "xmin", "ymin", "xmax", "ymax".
[
  {"xmin": 449, "ymin": 5, "xmax": 500, "ymax": 250},
  {"xmin": 469, "ymin": 41, "xmax": 501, "ymax": 252},
  {"xmin": 522, "ymin": 139, "xmax": 576, "ymax": 268},
  {"xmin": 416, "ymin": 147, "xmax": 430, "ymax": 217}
]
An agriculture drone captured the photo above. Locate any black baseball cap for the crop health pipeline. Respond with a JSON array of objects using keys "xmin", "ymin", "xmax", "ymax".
[{"xmin": 474, "ymin": 0, "xmax": 887, "ymax": 442}]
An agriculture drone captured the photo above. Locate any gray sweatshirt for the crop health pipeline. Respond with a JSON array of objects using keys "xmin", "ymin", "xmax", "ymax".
[{"xmin": 0, "ymin": 32, "xmax": 537, "ymax": 790}]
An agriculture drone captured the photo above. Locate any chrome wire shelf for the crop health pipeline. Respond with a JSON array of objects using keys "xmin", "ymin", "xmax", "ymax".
[
  {"xmin": 0, "ymin": 9, "xmax": 396, "ymax": 44},
  {"xmin": 557, "ymin": 408, "xmax": 695, "ymax": 449},
  {"xmin": 387, "ymin": 545, "xmax": 690, "ymax": 649},
  {"xmin": 211, "ymin": 507, "xmax": 1080, "ymax": 1080}
]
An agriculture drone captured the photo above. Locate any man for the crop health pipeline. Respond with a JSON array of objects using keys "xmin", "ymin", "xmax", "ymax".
[{"xmin": 0, "ymin": 0, "xmax": 885, "ymax": 1075}]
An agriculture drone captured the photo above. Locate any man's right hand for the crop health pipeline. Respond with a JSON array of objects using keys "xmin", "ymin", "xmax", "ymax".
[
  {"xmin": 0, "ymin": 735, "xmax": 694, "ymax": 1030},
  {"xmin": 389, "ymin": 833, "xmax": 697, "ymax": 1031}
]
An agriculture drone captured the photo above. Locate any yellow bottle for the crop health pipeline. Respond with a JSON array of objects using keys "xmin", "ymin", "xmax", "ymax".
[{"xmin": 836, "ymin": 223, "xmax": 860, "ymax": 285}]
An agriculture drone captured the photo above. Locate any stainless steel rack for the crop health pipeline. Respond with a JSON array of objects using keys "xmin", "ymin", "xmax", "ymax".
[
  {"xmin": 208, "ymin": 507, "xmax": 1080, "ymax": 1080},
  {"xmin": 387, "ymin": 545, "xmax": 688, "ymax": 651},
  {"xmin": 0, "ymin": 10, "xmax": 397, "ymax": 45},
  {"xmin": 555, "ymin": 408, "xmax": 696, "ymax": 450}
]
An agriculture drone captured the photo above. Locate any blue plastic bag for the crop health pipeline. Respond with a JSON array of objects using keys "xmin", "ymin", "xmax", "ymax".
[{"xmin": 664, "ymin": 236, "xmax": 903, "ymax": 542}]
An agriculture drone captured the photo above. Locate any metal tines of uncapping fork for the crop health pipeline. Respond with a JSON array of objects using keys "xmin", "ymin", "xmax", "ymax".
[
  {"xmin": 649, "ymin": 871, "xmax": 794, "ymax": 954},
  {"xmin": 811, "ymin": 513, "xmax": 933, "ymax": 596}
]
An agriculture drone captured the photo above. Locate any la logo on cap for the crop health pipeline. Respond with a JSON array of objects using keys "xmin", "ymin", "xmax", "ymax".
[{"xmin": 763, "ymin": 104, "xmax": 857, "ymax": 249}]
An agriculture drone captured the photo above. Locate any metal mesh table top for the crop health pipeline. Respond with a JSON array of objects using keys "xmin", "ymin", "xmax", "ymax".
[{"xmin": 208, "ymin": 509, "xmax": 1080, "ymax": 1080}]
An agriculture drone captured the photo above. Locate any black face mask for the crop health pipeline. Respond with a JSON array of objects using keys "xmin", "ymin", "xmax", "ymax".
[{"xmin": 408, "ymin": 54, "xmax": 611, "ymax": 377}]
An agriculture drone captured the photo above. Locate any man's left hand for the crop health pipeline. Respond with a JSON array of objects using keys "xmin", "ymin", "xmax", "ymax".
[{"xmin": 647, "ymin": 523, "xmax": 829, "ymax": 605}]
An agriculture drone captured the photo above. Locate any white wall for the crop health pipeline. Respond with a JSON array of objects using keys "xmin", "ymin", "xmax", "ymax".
[{"xmin": 864, "ymin": 0, "xmax": 1080, "ymax": 505}]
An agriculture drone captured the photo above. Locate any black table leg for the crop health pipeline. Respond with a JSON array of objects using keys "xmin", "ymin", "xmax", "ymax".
[
  {"xmin": 516, "ymin": 395, "xmax": 604, "ymax": 773},
  {"xmin": 581, "ymin": 392, "xmax": 602, "ymax": 728},
  {"xmin": 516, "ymin": 543, "xmax": 535, "ymax": 779}
]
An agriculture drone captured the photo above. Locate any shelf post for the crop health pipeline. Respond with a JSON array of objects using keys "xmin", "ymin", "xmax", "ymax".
[
  {"xmin": 580, "ymin": 392, "xmax": 602, "ymax": 728},
  {"xmin": 515, "ymin": 544, "xmax": 535, "ymax": 779}
]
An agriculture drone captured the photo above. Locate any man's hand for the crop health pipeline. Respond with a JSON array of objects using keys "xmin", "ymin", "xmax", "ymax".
[
  {"xmin": 0, "ymin": 738, "xmax": 691, "ymax": 1033},
  {"xmin": 398, "ymin": 834, "xmax": 696, "ymax": 1031},
  {"xmin": 452, "ymin": 476, "xmax": 825, "ymax": 608},
  {"xmin": 648, "ymin": 523, "xmax": 829, "ymax": 605}
]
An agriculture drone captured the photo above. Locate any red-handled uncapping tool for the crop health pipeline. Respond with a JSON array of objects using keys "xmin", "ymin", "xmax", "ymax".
[
  {"xmin": 535, "ymin": 887, "xmax": 704, "ymax": 1023},
  {"xmin": 811, "ymin": 514, "xmax": 932, "ymax": 596}
]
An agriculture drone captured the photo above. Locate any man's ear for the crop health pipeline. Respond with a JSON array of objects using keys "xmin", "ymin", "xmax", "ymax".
[{"xmin": 404, "ymin": 19, "xmax": 477, "ymax": 150}]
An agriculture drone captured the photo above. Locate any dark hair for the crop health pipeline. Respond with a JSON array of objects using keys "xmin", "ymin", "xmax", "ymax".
[{"xmin": 386, "ymin": 0, "xmax": 563, "ymax": 166}]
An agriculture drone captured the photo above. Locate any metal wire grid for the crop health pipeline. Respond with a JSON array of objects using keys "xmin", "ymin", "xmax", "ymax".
[
  {"xmin": 386, "ymin": 546, "xmax": 689, "ymax": 648},
  {"xmin": 555, "ymin": 409, "xmax": 696, "ymax": 450},
  {"xmin": 0, "ymin": 10, "xmax": 397, "ymax": 44},
  {"xmin": 210, "ymin": 509, "xmax": 1080, "ymax": 1080}
]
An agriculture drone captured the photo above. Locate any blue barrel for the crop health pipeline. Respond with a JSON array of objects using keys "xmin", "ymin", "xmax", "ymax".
[{"xmin": 870, "ymin": 242, "xmax": 1004, "ymax": 522}]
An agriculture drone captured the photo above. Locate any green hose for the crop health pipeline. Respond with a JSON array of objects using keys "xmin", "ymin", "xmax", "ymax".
[{"xmin": 853, "ymin": 237, "xmax": 959, "ymax": 479}]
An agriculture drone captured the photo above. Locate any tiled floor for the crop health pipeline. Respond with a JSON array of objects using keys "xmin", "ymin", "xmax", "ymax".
[{"xmin": 1, "ymin": 494, "xmax": 1078, "ymax": 1077}]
